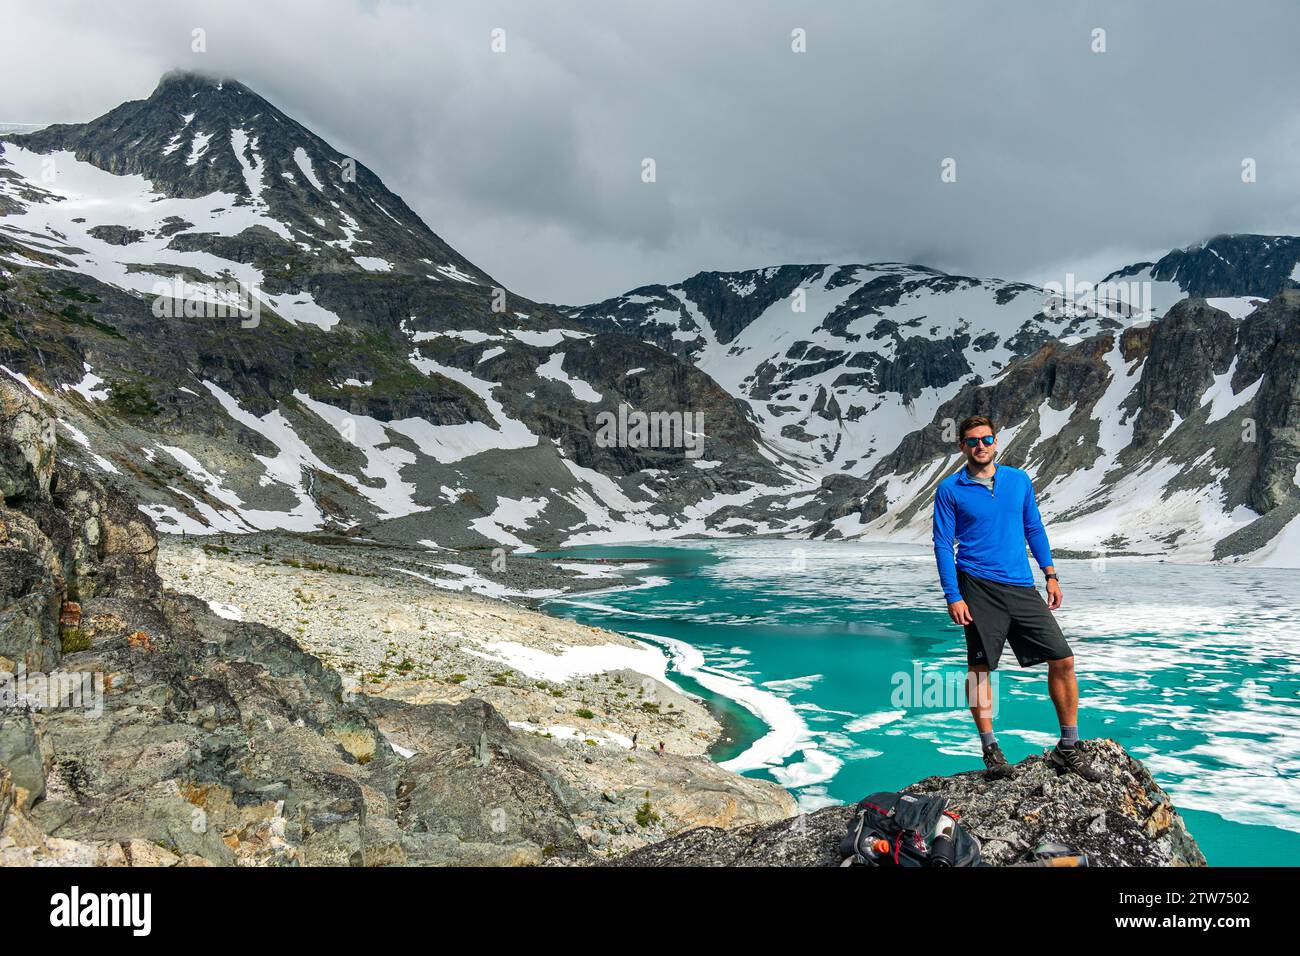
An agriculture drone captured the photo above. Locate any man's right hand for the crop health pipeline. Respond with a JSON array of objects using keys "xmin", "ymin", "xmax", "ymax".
[{"xmin": 947, "ymin": 600, "xmax": 972, "ymax": 625}]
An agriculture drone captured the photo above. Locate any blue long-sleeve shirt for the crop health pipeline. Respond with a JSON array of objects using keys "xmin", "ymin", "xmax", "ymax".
[{"xmin": 931, "ymin": 464, "xmax": 1054, "ymax": 604}]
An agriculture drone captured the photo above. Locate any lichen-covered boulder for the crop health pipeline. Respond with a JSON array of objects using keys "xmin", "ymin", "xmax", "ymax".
[
  {"xmin": 0, "ymin": 709, "xmax": 47, "ymax": 812},
  {"xmin": 42, "ymin": 468, "xmax": 160, "ymax": 600},
  {"xmin": 0, "ymin": 379, "xmax": 54, "ymax": 503},
  {"xmin": 0, "ymin": 505, "xmax": 64, "ymax": 672}
]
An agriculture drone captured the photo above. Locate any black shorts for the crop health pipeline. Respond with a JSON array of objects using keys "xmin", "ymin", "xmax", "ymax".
[{"xmin": 958, "ymin": 570, "xmax": 1072, "ymax": 671}]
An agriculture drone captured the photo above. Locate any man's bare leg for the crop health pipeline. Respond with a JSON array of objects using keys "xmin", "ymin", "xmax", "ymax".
[
  {"xmin": 1046, "ymin": 656, "xmax": 1078, "ymax": 729},
  {"xmin": 966, "ymin": 664, "xmax": 995, "ymax": 732}
]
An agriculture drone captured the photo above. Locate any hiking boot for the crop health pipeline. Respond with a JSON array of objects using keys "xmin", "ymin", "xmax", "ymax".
[
  {"xmin": 982, "ymin": 742, "xmax": 1014, "ymax": 780},
  {"xmin": 1050, "ymin": 742, "xmax": 1102, "ymax": 782}
]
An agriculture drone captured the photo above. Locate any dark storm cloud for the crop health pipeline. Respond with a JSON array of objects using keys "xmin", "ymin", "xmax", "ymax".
[{"xmin": 4, "ymin": 0, "xmax": 1300, "ymax": 302}]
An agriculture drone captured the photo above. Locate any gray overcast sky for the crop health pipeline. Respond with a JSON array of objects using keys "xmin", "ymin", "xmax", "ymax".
[{"xmin": 4, "ymin": 0, "xmax": 1300, "ymax": 303}]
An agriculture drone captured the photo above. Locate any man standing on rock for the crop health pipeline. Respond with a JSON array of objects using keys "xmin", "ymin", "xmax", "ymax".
[{"xmin": 932, "ymin": 415, "xmax": 1101, "ymax": 782}]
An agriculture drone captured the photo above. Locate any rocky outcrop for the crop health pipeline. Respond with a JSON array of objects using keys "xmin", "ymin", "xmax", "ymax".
[
  {"xmin": 2, "ymin": 377, "xmax": 164, "ymax": 674},
  {"xmin": 608, "ymin": 739, "xmax": 1205, "ymax": 867},
  {"xmin": 42, "ymin": 468, "xmax": 161, "ymax": 600},
  {"xmin": 1124, "ymin": 299, "xmax": 1238, "ymax": 452},
  {"xmin": 1, "ymin": 380, "xmax": 63, "ymax": 673},
  {"xmin": 680, "ymin": 266, "xmax": 829, "ymax": 345},
  {"xmin": 0, "ymin": 380, "xmax": 55, "ymax": 501},
  {"xmin": 1244, "ymin": 292, "xmax": 1300, "ymax": 514}
]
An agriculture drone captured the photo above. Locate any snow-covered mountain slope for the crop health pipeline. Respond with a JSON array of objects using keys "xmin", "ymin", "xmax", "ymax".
[
  {"xmin": 568, "ymin": 240, "xmax": 1300, "ymax": 565},
  {"xmin": 567, "ymin": 263, "xmax": 1138, "ymax": 478},
  {"xmin": 0, "ymin": 72, "xmax": 793, "ymax": 550}
]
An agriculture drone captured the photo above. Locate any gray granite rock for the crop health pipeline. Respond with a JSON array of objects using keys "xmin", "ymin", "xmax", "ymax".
[{"xmin": 608, "ymin": 739, "xmax": 1205, "ymax": 867}]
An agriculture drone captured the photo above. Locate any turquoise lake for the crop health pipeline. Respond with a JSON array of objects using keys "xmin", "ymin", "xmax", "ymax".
[{"xmin": 536, "ymin": 539, "xmax": 1300, "ymax": 866}]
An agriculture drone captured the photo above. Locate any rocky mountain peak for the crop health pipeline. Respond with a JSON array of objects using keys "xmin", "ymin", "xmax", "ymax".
[
  {"xmin": 1104, "ymin": 233, "xmax": 1300, "ymax": 301},
  {"xmin": 8, "ymin": 72, "xmax": 487, "ymax": 283},
  {"xmin": 152, "ymin": 68, "xmax": 256, "ymax": 96}
]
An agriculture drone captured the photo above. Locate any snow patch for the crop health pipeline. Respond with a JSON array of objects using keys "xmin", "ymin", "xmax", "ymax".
[
  {"xmin": 229, "ymin": 129, "xmax": 265, "ymax": 204},
  {"xmin": 292, "ymin": 147, "xmax": 325, "ymax": 190},
  {"xmin": 535, "ymin": 352, "xmax": 602, "ymax": 402},
  {"xmin": 185, "ymin": 130, "xmax": 212, "ymax": 166},
  {"xmin": 62, "ymin": 363, "xmax": 108, "ymax": 402},
  {"xmin": 206, "ymin": 600, "xmax": 244, "ymax": 621}
]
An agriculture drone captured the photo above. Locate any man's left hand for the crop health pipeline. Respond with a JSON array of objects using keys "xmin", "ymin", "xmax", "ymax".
[{"xmin": 1045, "ymin": 578, "xmax": 1063, "ymax": 610}]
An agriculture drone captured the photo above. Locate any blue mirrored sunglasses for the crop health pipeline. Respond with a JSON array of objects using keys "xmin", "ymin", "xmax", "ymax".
[{"xmin": 963, "ymin": 436, "xmax": 995, "ymax": 447}]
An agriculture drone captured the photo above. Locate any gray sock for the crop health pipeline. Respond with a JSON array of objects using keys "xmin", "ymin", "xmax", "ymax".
[
  {"xmin": 979, "ymin": 730, "xmax": 997, "ymax": 750},
  {"xmin": 1059, "ymin": 725, "xmax": 1079, "ymax": 748}
]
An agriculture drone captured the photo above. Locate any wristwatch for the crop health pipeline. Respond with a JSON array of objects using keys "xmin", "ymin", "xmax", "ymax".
[{"xmin": 1044, "ymin": 573, "xmax": 1059, "ymax": 582}]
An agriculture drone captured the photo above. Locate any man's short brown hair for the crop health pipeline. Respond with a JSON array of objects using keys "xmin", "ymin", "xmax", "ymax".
[{"xmin": 958, "ymin": 415, "xmax": 995, "ymax": 441}]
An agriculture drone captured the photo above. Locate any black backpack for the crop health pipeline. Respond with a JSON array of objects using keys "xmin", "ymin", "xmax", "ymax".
[{"xmin": 839, "ymin": 791, "xmax": 983, "ymax": 867}]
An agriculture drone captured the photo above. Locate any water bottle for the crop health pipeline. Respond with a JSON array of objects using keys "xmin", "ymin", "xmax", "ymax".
[{"xmin": 930, "ymin": 814, "xmax": 957, "ymax": 867}]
